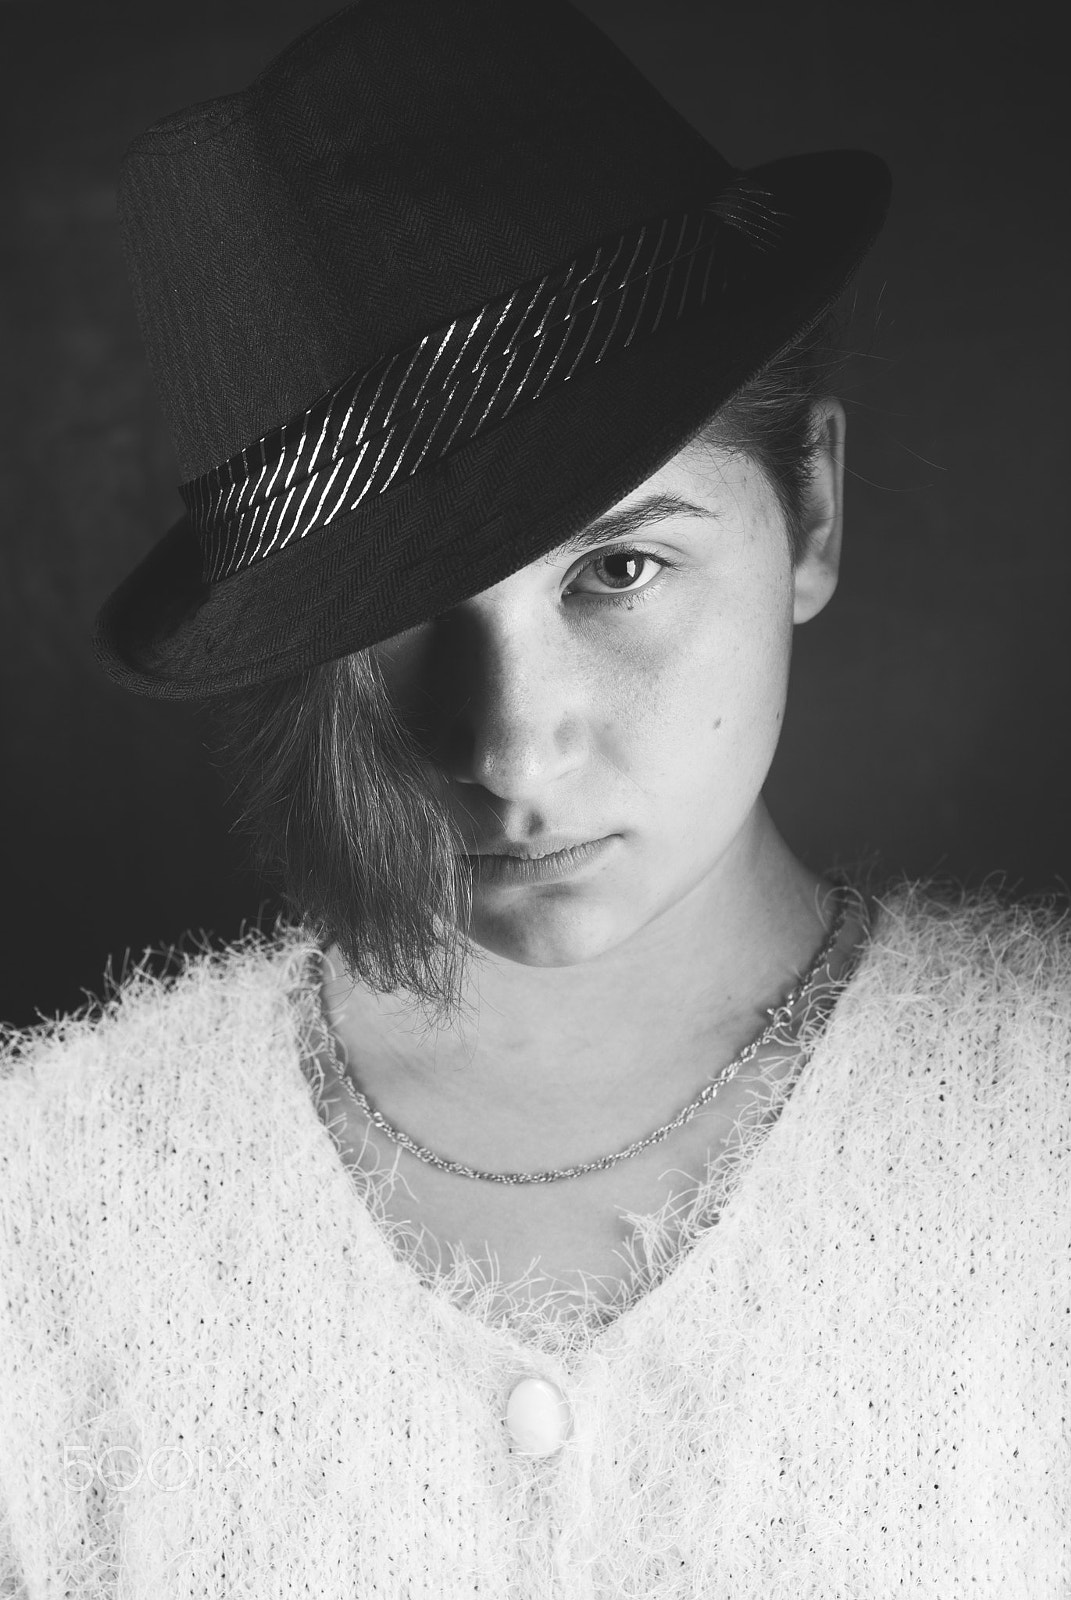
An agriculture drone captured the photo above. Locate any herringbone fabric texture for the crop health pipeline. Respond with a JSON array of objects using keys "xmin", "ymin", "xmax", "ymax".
[
  {"xmin": 94, "ymin": 0, "xmax": 890, "ymax": 697},
  {"xmin": 185, "ymin": 188, "xmax": 782, "ymax": 583}
]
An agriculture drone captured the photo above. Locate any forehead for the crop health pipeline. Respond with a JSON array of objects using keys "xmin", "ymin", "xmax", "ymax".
[{"xmin": 542, "ymin": 434, "xmax": 760, "ymax": 563}]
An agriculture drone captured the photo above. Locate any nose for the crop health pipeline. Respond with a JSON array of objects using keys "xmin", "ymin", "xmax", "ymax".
[{"xmin": 432, "ymin": 597, "xmax": 587, "ymax": 801}]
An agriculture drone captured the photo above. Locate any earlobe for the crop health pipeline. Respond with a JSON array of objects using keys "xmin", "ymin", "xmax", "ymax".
[{"xmin": 792, "ymin": 398, "xmax": 846, "ymax": 625}]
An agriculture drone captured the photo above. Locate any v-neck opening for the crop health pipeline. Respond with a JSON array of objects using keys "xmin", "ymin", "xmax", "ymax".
[{"xmin": 282, "ymin": 924, "xmax": 875, "ymax": 1358}]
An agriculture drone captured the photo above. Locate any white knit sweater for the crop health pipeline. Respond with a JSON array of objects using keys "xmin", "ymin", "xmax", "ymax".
[{"xmin": 1, "ymin": 886, "xmax": 1069, "ymax": 1597}]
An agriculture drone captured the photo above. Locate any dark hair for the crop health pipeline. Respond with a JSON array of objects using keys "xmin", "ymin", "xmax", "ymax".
[
  {"xmin": 693, "ymin": 314, "xmax": 843, "ymax": 562},
  {"xmin": 209, "ymin": 316, "xmax": 842, "ymax": 1014}
]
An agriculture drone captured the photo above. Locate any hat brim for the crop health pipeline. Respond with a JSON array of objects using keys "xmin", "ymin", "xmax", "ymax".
[{"xmin": 95, "ymin": 149, "xmax": 890, "ymax": 700}]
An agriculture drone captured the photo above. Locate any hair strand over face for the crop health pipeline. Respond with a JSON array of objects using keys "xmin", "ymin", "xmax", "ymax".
[{"xmin": 209, "ymin": 650, "xmax": 472, "ymax": 1021}]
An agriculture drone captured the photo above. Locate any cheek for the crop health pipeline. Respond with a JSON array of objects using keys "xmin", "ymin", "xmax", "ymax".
[
  {"xmin": 719, "ymin": 592, "xmax": 794, "ymax": 752},
  {"xmin": 590, "ymin": 575, "xmax": 793, "ymax": 792}
]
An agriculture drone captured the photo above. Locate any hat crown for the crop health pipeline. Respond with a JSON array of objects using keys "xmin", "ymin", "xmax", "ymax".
[{"xmin": 119, "ymin": 0, "xmax": 731, "ymax": 480}]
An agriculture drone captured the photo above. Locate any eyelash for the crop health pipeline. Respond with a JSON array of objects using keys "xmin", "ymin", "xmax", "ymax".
[{"xmin": 566, "ymin": 546, "xmax": 672, "ymax": 609}]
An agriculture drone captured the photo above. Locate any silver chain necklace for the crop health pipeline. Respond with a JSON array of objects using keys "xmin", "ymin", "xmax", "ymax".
[{"xmin": 318, "ymin": 890, "xmax": 852, "ymax": 1185}]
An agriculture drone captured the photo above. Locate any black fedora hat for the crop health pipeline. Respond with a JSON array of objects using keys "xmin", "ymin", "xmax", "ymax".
[{"xmin": 95, "ymin": 0, "xmax": 890, "ymax": 700}]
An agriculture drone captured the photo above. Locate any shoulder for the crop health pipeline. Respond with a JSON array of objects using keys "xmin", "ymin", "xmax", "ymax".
[
  {"xmin": 842, "ymin": 879, "xmax": 1071, "ymax": 1079},
  {"xmin": 861, "ymin": 879, "xmax": 1071, "ymax": 995},
  {"xmin": 0, "ymin": 923, "xmax": 318, "ymax": 1125}
]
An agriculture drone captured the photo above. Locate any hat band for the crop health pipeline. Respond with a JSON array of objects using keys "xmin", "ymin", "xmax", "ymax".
[{"xmin": 180, "ymin": 179, "xmax": 782, "ymax": 585}]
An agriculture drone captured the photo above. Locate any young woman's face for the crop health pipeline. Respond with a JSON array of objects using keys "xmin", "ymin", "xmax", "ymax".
[{"xmin": 376, "ymin": 415, "xmax": 842, "ymax": 968}]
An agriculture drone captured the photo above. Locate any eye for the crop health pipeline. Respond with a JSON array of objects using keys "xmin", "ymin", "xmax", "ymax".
[{"xmin": 566, "ymin": 547, "xmax": 666, "ymax": 597}]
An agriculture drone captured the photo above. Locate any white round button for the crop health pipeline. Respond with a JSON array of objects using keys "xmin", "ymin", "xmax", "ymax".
[{"xmin": 504, "ymin": 1376, "xmax": 572, "ymax": 1456}]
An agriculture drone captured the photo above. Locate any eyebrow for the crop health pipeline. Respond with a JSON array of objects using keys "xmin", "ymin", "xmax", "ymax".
[{"xmin": 555, "ymin": 492, "xmax": 713, "ymax": 556}]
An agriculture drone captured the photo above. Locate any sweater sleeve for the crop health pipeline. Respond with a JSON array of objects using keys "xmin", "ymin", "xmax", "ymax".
[
  {"xmin": 0, "ymin": 1141, "xmax": 26, "ymax": 1596},
  {"xmin": 0, "ymin": 1504, "xmax": 28, "ymax": 1599},
  {"xmin": 0, "ymin": 1029, "xmax": 74, "ymax": 1599}
]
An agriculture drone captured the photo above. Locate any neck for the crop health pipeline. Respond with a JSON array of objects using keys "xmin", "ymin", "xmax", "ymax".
[{"xmin": 321, "ymin": 805, "xmax": 838, "ymax": 1143}]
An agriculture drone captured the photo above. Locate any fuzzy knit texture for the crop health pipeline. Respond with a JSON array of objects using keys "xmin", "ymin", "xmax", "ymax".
[{"xmin": 1, "ymin": 884, "xmax": 1069, "ymax": 1597}]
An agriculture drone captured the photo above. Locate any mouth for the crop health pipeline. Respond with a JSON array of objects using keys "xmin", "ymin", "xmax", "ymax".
[
  {"xmin": 469, "ymin": 837, "xmax": 598, "ymax": 860},
  {"xmin": 463, "ymin": 835, "xmax": 618, "ymax": 884}
]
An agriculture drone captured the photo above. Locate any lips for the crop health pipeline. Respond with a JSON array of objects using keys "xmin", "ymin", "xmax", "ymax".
[
  {"xmin": 463, "ymin": 835, "xmax": 619, "ymax": 884},
  {"xmin": 466, "ymin": 836, "xmax": 602, "ymax": 860}
]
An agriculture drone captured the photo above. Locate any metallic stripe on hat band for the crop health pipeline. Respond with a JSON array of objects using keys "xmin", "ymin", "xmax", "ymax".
[{"xmin": 181, "ymin": 180, "xmax": 782, "ymax": 584}]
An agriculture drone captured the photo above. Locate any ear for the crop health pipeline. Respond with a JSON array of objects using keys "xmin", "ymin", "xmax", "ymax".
[{"xmin": 792, "ymin": 398, "xmax": 845, "ymax": 624}]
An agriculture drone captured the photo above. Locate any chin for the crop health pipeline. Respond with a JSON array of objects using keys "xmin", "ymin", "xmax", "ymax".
[{"xmin": 469, "ymin": 895, "xmax": 636, "ymax": 968}]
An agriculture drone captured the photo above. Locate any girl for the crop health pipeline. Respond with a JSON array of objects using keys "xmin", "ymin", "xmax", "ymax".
[{"xmin": 2, "ymin": 2, "xmax": 1067, "ymax": 1593}]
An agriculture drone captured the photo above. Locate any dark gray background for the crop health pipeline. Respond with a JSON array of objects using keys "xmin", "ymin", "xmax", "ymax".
[{"xmin": 2, "ymin": 0, "xmax": 1068, "ymax": 1027}]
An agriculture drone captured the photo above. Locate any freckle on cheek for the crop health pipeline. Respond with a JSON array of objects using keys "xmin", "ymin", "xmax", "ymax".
[{"xmin": 712, "ymin": 716, "xmax": 723, "ymax": 731}]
